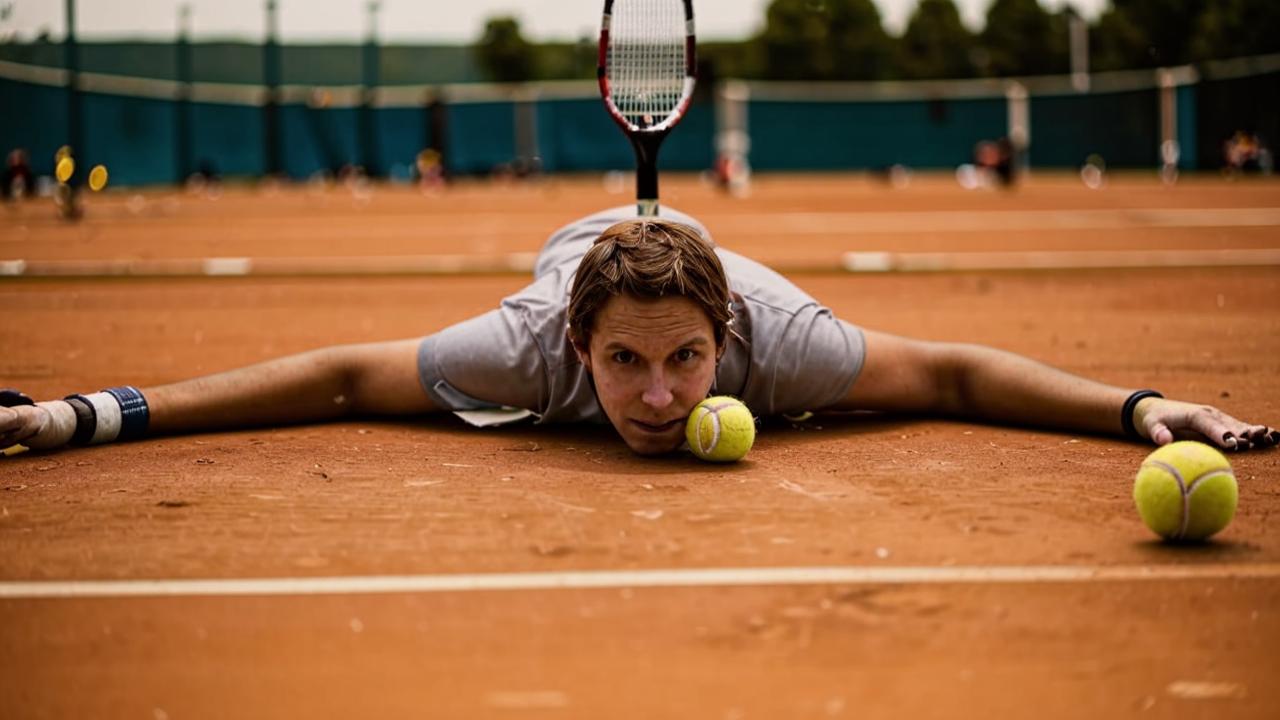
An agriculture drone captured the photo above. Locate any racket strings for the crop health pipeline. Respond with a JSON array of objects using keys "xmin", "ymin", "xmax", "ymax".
[{"xmin": 608, "ymin": 0, "xmax": 687, "ymax": 128}]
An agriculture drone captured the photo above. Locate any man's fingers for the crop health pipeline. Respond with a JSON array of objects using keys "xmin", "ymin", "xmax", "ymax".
[
  {"xmin": 1148, "ymin": 421, "xmax": 1174, "ymax": 446},
  {"xmin": 1239, "ymin": 425, "xmax": 1278, "ymax": 450},
  {"xmin": 1182, "ymin": 411, "xmax": 1237, "ymax": 450},
  {"xmin": 0, "ymin": 406, "xmax": 18, "ymax": 433},
  {"xmin": 0, "ymin": 406, "xmax": 40, "ymax": 446}
]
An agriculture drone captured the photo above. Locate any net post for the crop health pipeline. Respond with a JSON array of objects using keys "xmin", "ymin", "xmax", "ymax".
[
  {"xmin": 175, "ymin": 3, "xmax": 194, "ymax": 184},
  {"xmin": 715, "ymin": 79, "xmax": 751, "ymax": 197},
  {"xmin": 513, "ymin": 84, "xmax": 541, "ymax": 178},
  {"xmin": 63, "ymin": 0, "xmax": 82, "ymax": 192},
  {"xmin": 1005, "ymin": 81, "xmax": 1030, "ymax": 176},
  {"xmin": 1068, "ymin": 9, "xmax": 1090, "ymax": 93},
  {"xmin": 1157, "ymin": 67, "xmax": 1186, "ymax": 183},
  {"xmin": 360, "ymin": 1, "xmax": 381, "ymax": 177},
  {"xmin": 262, "ymin": 0, "xmax": 282, "ymax": 177}
]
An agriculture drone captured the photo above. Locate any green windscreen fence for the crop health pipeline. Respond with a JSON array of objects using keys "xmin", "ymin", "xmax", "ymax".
[
  {"xmin": 190, "ymin": 102, "xmax": 265, "ymax": 178},
  {"xmin": 279, "ymin": 103, "xmax": 361, "ymax": 178},
  {"xmin": 80, "ymin": 90, "xmax": 179, "ymax": 186},
  {"xmin": 1028, "ymin": 88, "xmax": 1160, "ymax": 168},
  {"xmin": 747, "ymin": 96, "xmax": 1007, "ymax": 170},
  {"xmin": 374, "ymin": 106, "xmax": 430, "ymax": 179},
  {"xmin": 531, "ymin": 98, "xmax": 716, "ymax": 173},
  {"xmin": 1194, "ymin": 68, "xmax": 1280, "ymax": 170},
  {"xmin": 0, "ymin": 76, "xmax": 69, "ymax": 177},
  {"xmin": 3, "ymin": 53, "xmax": 1277, "ymax": 186},
  {"xmin": 444, "ymin": 101, "xmax": 517, "ymax": 175}
]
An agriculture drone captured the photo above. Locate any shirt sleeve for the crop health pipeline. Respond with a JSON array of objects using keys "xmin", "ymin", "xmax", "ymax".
[
  {"xmin": 417, "ymin": 307, "xmax": 548, "ymax": 413},
  {"xmin": 749, "ymin": 307, "xmax": 866, "ymax": 416}
]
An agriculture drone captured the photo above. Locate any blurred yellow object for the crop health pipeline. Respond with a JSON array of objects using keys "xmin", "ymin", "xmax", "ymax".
[
  {"xmin": 55, "ymin": 145, "xmax": 72, "ymax": 162},
  {"xmin": 89, "ymin": 164, "xmax": 109, "ymax": 191},
  {"xmin": 2, "ymin": 444, "xmax": 29, "ymax": 458},
  {"xmin": 55, "ymin": 156, "xmax": 75, "ymax": 184}
]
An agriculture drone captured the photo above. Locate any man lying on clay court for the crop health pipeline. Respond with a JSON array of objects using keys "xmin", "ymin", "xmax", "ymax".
[{"xmin": 2, "ymin": 206, "xmax": 1277, "ymax": 457}]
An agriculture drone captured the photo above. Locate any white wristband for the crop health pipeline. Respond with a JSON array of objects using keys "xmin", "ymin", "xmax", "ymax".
[
  {"xmin": 84, "ymin": 392, "xmax": 123, "ymax": 444},
  {"xmin": 27, "ymin": 401, "xmax": 78, "ymax": 450}
]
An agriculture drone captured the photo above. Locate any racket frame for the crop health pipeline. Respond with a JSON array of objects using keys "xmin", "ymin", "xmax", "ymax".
[{"xmin": 598, "ymin": 0, "xmax": 697, "ymax": 216}]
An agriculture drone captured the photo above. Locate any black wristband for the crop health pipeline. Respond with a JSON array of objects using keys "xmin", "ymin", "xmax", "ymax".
[
  {"xmin": 1122, "ymin": 390, "xmax": 1164, "ymax": 440},
  {"xmin": 63, "ymin": 394, "xmax": 97, "ymax": 446},
  {"xmin": 103, "ymin": 386, "xmax": 150, "ymax": 441}
]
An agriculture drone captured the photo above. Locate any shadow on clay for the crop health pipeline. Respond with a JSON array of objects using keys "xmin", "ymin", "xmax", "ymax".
[
  {"xmin": 757, "ymin": 411, "xmax": 924, "ymax": 443},
  {"xmin": 386, "ymin": 410, "xmax": 928, "ymax": 476},
  {"xmin": 1130, "ymin": 537, "xmax": 1261, "ymax": 560}
]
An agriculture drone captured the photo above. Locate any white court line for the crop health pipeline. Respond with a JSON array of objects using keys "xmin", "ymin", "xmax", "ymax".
[
  {"xmin": 759, "ymin": 208, "xmax": 1280, "ymax": 233},
  {"xmin": 2, "ymin": 563, "xmax": 1278, "ymax": 599},
  {"xmin": 842, "ymin": 247, "xmax": 1280, "ymax": 272},
  {"xmin": 6, "ymin": 247, "xmax": 1279, "ymax": 278}
]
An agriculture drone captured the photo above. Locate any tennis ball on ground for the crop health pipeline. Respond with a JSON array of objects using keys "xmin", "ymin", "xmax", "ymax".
[
  {"xmin": 1133, "ymin": 441, "xmax": 1237, "ymax": 541},
  {"xmin": 686, "ymin": 396, "xmax": 755, "ymax": 462}
]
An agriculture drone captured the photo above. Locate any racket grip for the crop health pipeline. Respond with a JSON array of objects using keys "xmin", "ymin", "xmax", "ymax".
[{"xmin": 636, "ymin": 167, "xmax": 659, "ymax": 217}]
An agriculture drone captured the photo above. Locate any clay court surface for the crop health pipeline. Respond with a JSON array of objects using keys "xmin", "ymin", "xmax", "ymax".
[{"xmin": 1, "ymin": 174, "xmax": 1279, "ymax": 718}]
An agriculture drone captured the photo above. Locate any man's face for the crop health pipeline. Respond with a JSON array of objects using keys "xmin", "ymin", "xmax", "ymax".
[{"xmin": 575, "ymin": 293, "xmax": 720, "ymax": 455}]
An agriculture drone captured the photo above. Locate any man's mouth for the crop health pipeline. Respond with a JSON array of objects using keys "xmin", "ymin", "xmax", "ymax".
[{"xmin": 630, "ymin": 418, "xmax": 684, "ymax": 434}]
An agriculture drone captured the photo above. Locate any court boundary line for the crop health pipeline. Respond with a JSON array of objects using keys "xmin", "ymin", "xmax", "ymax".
[
  {"xmin": 3, "ymin": 248, "xmax": 1280, "ymax": 279},
  {"xmin": 2, "ymin": 563, "xmax": 1278, "ymax": 599}
]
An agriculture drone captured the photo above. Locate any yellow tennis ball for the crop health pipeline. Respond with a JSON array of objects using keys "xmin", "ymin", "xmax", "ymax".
[
  {"xmin": 88, "ymin": 164, "xmax": 109, "ymax": 192},
  {"xmin": 1133, "ymin": 441, "xmax": 1237, "ymax": 541},
  {"xmin": 686, "ymin": 396, "xmax": 755, "ymax": 462},
  {"xmin": 55, "ymin": 156, "xmax": 75, "ymax": 184}
]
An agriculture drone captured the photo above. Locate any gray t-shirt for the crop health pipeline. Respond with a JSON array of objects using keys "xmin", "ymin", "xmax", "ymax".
[{"xmin": 417, "ymin": 206, "xmax": 866, "ymax": 424}]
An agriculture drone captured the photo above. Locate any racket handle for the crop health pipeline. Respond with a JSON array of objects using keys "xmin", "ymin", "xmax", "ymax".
[{"xmin": 634, "ymin": 140, "xmax": 660, "ymax": 217}]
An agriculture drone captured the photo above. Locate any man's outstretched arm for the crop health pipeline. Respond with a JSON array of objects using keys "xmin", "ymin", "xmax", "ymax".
[
  {"xmin": 834, "ymin": 330, "xmax": 1278, "ymax": 451},
  {"xmin": 1, "ymin": 338, "xmax": 435, "ymax": 451}
]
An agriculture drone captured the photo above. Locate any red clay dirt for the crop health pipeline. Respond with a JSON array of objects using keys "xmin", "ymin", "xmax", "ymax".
[{"xmin": 1, "ymin": 175, "xmax": 1278, "ymax": 718}]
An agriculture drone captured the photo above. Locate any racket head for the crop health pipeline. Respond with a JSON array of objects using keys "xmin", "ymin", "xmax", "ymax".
[{"xmin": 598, "ymin": 0, "xmax": 696, "ymax": 135}]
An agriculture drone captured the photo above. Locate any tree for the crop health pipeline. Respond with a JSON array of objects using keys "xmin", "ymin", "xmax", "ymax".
[
  {"xmin": 474, "ymin": 16, "xmax": 536, "ymax": 83},
  {"xmin": 898, "ymin": 0, "xmax": 976, "ymax": 79},
  {"xmin": 1092, "ymin": 0, "xmax": 1227, "ymax": 70},
  {"xmin": 1090, "ymin": 5, "xmax": 1150, "ymax": 71},
  {"xmin": 979, "ymin": 0, "xmax": 1067, "ymax": 76},
  {"xmin": 1191, "ymin": 0, "xmax": 1280, "ymax": 61},
  {"xmin": 754, "ymin": 0, "xmax": 893, "ymax": 80}
]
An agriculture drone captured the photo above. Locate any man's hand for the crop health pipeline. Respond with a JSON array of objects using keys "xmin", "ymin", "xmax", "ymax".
[
  {"xmin": 1136, "ymin": 397, "xmax": 1279, "ymax": 451},
  {"xmin": 0, "ymin": 404, "xmax": 50, "ymax": 451}
]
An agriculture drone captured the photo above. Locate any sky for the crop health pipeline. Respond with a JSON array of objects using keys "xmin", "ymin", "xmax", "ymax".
[{"xmin": 2, "ymin": 0, "xmax": 1108, "ymax": 43}]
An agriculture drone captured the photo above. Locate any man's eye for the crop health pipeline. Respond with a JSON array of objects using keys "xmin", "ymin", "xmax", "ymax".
[
  {"xmin": 612, "ymin": 350, "xmax": 635, "ymax": 364},
  {"xmin": 675, "ymin": 348, "xmax": 697, "ymax": 363}
]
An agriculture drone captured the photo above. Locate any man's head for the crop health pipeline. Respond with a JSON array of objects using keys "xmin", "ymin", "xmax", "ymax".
[{"xmin": 568, "ymin": 219, "xmax": 733, "ymax": 455}]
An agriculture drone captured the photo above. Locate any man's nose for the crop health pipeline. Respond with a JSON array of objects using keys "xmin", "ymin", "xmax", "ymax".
[{"xmin": 641, "ymin": 368, "xmax": 674, "ymax": 409}]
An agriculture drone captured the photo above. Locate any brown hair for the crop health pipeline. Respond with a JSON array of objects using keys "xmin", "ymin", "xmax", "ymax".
[{"xmin": 568, "ymin": 219, "xmax": 733, "ymax": 350}]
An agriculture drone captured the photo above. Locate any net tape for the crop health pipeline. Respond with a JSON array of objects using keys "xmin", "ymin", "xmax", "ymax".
[{"xmin": 607, "ymin": 0, "xmax": 689, "ymax": 128}]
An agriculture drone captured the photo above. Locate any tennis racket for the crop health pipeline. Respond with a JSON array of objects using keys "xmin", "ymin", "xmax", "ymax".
[{"xmin": 598, "ymin": 0, "xmax": 696, "ymax": 217}]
